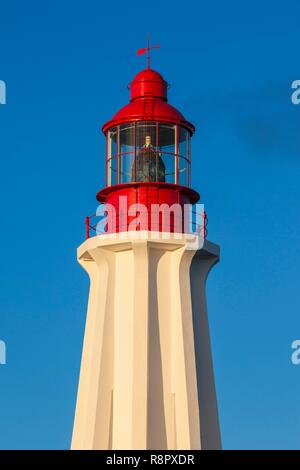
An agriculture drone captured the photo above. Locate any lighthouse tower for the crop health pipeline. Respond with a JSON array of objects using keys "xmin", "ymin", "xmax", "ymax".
[{"xmin": 71, "ymin": 58, "xmax": 221, "ymax": 450}]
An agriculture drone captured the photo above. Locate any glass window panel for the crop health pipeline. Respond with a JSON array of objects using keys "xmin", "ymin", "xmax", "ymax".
[
  {"xmin": 178, "ymin": 156, "xmax": 188, "ymax": 186},
  {"xmin": 119, "ymin": 123, "xmax": 135, "ymax": 183},
  {"xmin": 119, "ymin": 153, "xmax": 135, "ymax": 183},
  {"xmin": 107, "ymin": 157, "xmax": 117, "ymax": 185},
  {"xmin": 119, "ymin": 123, "xmax": 135, "ymax": 154},
  {"xmin": 161, "ymin": 153, "xmax": 176, "ymax": 184},
  {"xmin": 178, "ymin": 127, "xmax": 188, "ymax": 159},
  {"xmin": 158, "ymin": 124, "xmax": 176, "ymax": 184},
  {"xmin": 158, "ymin": 124, "xmax": 175, "ymax": 154}
]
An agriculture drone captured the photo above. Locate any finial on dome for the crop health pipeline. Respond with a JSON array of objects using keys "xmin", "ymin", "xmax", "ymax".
[{"xmin": 137, "ymin": 33, "xmax": 160, "ymax": 70}]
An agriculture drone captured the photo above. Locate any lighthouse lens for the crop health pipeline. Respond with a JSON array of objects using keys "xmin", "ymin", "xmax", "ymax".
[{"xmin": 135, "ymin": 122, "xmax": 164, "ymax": 182}]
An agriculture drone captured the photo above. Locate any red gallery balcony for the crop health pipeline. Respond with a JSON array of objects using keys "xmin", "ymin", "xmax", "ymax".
[{"xmin": 85, "ymin": 206, "xmax": 208, "ymax": 239}]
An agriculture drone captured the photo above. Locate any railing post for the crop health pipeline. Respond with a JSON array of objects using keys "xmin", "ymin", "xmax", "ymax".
[{"xmin": 85, "ymin": 216, "xmax": 90, "ymax": 239}]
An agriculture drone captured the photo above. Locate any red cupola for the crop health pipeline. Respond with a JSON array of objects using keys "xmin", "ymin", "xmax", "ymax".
[
  {"xmin": 96, "ymin": 66, "xmax": 200, "ymax": 234},
  {"xmin": 129, "ymin": 69, "xmax": 168, "ymax": 101}
]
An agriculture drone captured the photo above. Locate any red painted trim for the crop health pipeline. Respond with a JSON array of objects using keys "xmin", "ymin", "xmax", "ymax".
[
  {"xmin": 85, "ymin": 216, "xmax": 90, "ymax": 239},
  {"xmin": 103, "ymin": 116, "xmax": 194, "ymax": 135},
  {"xmin": 96, "ymin": 182, "xmax": 200, "ymax": 204}
]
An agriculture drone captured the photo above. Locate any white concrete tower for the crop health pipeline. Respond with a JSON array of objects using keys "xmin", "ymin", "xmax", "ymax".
[{"xmin": 71, "ymin": 62, "xmax": 221, "ymax": 450}]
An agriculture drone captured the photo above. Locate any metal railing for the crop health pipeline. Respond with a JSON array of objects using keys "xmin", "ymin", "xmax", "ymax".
[{"xmin": 85, "ymin": 207, "xmax": 208, "ymax": 240}]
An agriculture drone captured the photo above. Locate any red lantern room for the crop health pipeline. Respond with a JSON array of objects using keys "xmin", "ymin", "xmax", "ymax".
[{"xmin": 94, "ymin": 64, "xmax": 201, "ymax": 234}]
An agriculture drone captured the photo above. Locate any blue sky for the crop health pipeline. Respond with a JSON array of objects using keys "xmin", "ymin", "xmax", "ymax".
[{"xmin": 0, "ymin": 0, "xmax": 300, "ymax": 449}]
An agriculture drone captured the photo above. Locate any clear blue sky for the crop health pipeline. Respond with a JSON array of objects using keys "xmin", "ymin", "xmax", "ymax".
[{"xmin": 0, "ymin": 0, "xmax": 300, "ymax": 450}]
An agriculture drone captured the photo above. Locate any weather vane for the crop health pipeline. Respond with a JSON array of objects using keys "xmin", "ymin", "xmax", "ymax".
[{"xmin": 137, "ymin": 33, "xmax": 160, "ymax": 69}]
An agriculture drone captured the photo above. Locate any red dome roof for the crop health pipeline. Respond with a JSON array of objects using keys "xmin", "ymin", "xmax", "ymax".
[
  {"xmin": 102, "ymin": 68, "xmax": 195, "ymax": 134},
  {"xmin": 131, "ymin": 69, "xmax": 165, "ymax": 82}
]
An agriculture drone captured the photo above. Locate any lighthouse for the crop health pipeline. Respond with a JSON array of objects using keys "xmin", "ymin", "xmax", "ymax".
[{"xmin": 71, "ymin": 55, "xmax": 221, "ymax": 450}]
